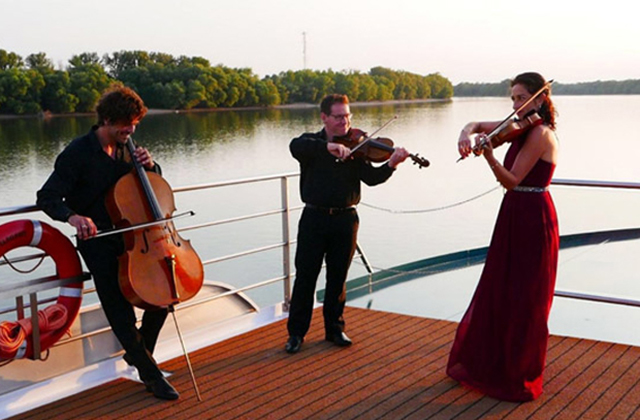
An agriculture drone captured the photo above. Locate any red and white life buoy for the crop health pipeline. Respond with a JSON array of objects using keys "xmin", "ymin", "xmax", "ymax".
[{"xmin": 0, "ymin": 220, "xmax": 83, "ymax": 360}]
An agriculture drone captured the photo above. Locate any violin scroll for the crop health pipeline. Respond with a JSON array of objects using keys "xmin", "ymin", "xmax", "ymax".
[{"xmin": 410, "ymin": 153, "xmax": 430, "ymax": 168}]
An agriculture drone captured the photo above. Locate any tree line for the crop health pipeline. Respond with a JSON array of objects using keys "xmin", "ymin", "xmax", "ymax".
[
  {"xmin": 0, "ymin": 49, "xmax": 454, "ymax": 115},
  {"xmin": 454, "ymin": 79, "xmax": 640, "ymax": 97}
]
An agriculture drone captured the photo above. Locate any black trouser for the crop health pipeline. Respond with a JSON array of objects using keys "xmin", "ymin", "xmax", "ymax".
[
  {"xmin": 78, "ymin": 237, "xmax": 168, "ymax": 381},
  {"xmin": 287, "ymin": 207, "xmax": 359, "ymax": 338}
]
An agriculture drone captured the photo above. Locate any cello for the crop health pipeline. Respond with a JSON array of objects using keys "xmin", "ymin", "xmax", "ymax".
[
  {"xmin": 106, "ymin": 136, "xmax": 204, "ymax": 400},
  {"xmin": 106, "ymin": 137, "xmax": 204, "ymax": 309}
]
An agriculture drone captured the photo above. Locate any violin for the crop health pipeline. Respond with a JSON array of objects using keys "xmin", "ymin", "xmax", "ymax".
[
  {"xmin": 334, "ymin": 128, "xmax": 430, "ymax": 168},
  {"xmin": 458, "ymin": 79, "xmax": 553, "ymax": 162},
  {"xmin": 471, "ymin": 112, "xmax": 543, "ymax": 155},
  {"xmin": 106, "ymin": 137, "xmax": 204, "ymax": 310}
]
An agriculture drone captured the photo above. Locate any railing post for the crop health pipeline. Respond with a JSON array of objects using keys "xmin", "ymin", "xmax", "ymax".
[
  {"xmin": 281, "ymin": 176, "xmax": 292, "ymax": 312},
  {"xmin": 16, "ymin": 296, "xmax": 24, "ymax": 319},
  {"xmin": 29, "ymin": 292, "xmax": 41, "ymax": 360}
]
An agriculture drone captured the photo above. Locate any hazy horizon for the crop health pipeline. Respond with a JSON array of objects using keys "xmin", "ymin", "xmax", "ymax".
[{"xmin": 2, "ymin": 0, "xmax": 638, "ymax": 85}]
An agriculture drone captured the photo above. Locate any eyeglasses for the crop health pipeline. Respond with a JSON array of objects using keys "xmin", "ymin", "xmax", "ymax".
[{"xmin": 330, "ymin": 113, "xmax": 352, "ymax": 120}]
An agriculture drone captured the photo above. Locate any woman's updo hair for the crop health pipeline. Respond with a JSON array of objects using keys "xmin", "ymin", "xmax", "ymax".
[{"xmin": 511, "ymin": 72, "xmax": 556, "ymax": 130}]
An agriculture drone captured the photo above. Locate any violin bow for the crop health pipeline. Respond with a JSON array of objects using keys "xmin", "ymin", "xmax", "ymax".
[{"xmin": 457, "ymin": 79, "xmax": 554, "ymax": 162}]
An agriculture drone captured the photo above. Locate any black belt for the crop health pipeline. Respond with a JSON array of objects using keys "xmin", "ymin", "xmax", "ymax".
[{"xmin": 305, "ymin": 204, "xmax": 357, "ymax": 215}]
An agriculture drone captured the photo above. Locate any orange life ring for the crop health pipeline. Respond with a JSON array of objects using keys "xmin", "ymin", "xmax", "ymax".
[{"xmin": 0, "ymin": 220, "xmax": 83, "ymax": 360}]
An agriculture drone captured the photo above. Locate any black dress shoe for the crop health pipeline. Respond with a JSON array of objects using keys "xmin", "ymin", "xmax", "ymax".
[
  {"xmin": 285, "ymin": 335, "xmax": 304, "ymax": 354},
  {"xmin": 325, "ymin": 332, "xmax": 352, "ymax": 347},
  {"xmin": 143, "ymin": 376, "xmax": 180, "ymax": 400}
]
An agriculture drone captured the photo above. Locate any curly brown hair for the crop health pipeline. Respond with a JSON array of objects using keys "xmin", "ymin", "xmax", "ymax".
[
  {"xmin": 511, "ymin": 72, "xmax": 556, "ymax": 130},
  {"xmin": 95, "ymin": 85, "xmax": 148, "ymax": 126}
]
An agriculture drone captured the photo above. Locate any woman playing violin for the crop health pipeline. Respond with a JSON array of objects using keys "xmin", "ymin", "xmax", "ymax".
[{"xmin": 447, "ymin": 72, "xmax": 559, "ymax": 401}]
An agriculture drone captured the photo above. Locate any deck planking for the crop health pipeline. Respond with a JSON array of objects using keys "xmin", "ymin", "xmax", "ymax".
[{"xmin": 10, "ymin": 307, "xmax": 640, "ymax": 420}]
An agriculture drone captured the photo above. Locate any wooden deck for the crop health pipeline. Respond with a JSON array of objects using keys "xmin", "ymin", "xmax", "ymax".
[{"xmin": 10, "ymin": 307, "xmax": 640, "ymax": 420}]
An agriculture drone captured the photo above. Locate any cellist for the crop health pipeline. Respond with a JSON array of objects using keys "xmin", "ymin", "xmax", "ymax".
[{"xmin": 37, "ymin": 85, "xmax": 179, "ymax": 400}]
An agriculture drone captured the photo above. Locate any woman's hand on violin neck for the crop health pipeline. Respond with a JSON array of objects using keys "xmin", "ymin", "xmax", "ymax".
[
  {"xmin": 458, "ymin": 130, "xmax": 473, "ymax": 158},
  {"xmin": 327, "ymin": 142, "xmax": 352, "ymax": 160},
  {"xmin": 388, "ymin": 147, "xmax": 409, "ymax": 168},
  {"xmin": 476, "ymin": 134, "xmax": 494, "ymax": 159},
  {"xmin": 134, "ymin": 146, "xmax": 155, "ymax": 169}
]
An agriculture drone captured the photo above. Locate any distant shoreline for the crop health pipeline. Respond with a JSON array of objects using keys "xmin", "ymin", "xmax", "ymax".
[{"xmin": 0, "ymin": 98, "xmax": 450, "ymax": 120}]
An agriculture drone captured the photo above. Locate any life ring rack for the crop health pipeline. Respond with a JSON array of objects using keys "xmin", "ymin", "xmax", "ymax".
[{"xmin": 0, "ymin": 219, "xmax": 84, "ymax": 360}]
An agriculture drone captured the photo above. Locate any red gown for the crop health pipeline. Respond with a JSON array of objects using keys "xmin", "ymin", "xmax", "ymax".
[{"xmin": 446, "ymin": 135, "xmax": 559, "ymax": 402}]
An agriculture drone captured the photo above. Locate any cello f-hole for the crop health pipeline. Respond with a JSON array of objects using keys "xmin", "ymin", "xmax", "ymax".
[{"xmin": 141, "ymin": 229, "xmax": 150, "ymax": 254}]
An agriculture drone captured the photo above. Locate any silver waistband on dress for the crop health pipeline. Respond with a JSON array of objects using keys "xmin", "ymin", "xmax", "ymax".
[{"xmin": 512, "ymin": 186, "xmax": 548, "ymax": 193}]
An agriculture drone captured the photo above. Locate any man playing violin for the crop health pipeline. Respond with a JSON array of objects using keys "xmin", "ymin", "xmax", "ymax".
[
  {"xmin": 37, "ymin": 85, "xmax": 179, "ymax": 400},
  {"xmin": 285, "ymin": 93, "xmax": 409, "ymax": 353}
]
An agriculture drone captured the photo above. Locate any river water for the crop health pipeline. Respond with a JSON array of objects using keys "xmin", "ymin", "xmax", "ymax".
[{"xmin": 1, "ymin": 96, "xmax": 639, "ymax": 329}]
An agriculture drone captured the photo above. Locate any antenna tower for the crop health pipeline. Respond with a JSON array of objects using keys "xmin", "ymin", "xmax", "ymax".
[{"xmin": 302, "ymin": 32, "xmax": 307, "ymax": 69}]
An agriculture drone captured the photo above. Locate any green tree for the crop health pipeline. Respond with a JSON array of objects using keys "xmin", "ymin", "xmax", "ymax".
[
  {"xmin": 255, "ymin": 79, "xmax": 281, "ymax": 106},
  {"xmin": 0, "ymin": 48, "xmax": 455, "ymax": 114},
  {"xmin": 334, "ymin": 71, "xmax": 361, "ymax": 100},
  {"xmin": 117, "ymin": 66, "xmax": 153, "ymax": 98},
  {"xmin": 149, "ymin": 80, "xmax": 185, "ymax": 109},
  {"xmin": 25, "ymin": 52, "xmax": 54, "ymax": 75},
  {"xmin": 416, "ymin": 77, "xmax": 432, "ymax": 99},
  {"xmin": 69, "ymin": 52, "xmax": 102, "ymax": 67},
  {"xmin": 103, "ymin": 50, "xmax": 151, "ymax": 79},
  {"xmin": 194, "ymin": 68, "xmax": 224, "ymax": 108},
  {"xmin": 355, "ymin": 73, "xmax": 378, "ymax": 101},
  {"xmin": 230, "ymin": 69, "xmax": 260, "ymax": 107},
  {"xmin": 0, "ymin": 50, "xmax": 23, "ymax": 70},
  {"xmin": 68, "ymin": 57, "xmax": 112, "ymax": 112},
  {"xmin": 149, "ymin": 52, "xmax": 176, "ymax": 67},
  {"xmin": 426, "ymin": 73, "xmax": 453, "ymax": 99},
  {"xmin": 0, "ymin": 68, "xmax": 44, "ymax": 114},
  {"xmin": 393, "ymin": 72, "xmax": 418, "ymax": 100},
  {"xmin": 184, "ymin": 79, "xmax": 206, "ymax": 109},
  {"xmin": 41, "ymin": 71, "xmax": 79, "ymax": 113}
]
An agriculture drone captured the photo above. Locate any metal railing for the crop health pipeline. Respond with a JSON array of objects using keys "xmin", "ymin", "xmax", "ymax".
[
  {"xmin": 550, "ymin": 178, "xmax": 640, "ymax": 307},
  {"xmin": 1, "ymin": 175, "xmax": 639, "ymax": 359},
  {"xmin": 173, "ymin": 172, "xmax": 302, "ymax": 308},
  {"xmin": 348, "ymin": 178, "xmax": 640, "ymax": 307},
  {"xmin": 551, "ymin": 178, "xmax": 640, "ymax": 190},
  {"xmin": 0, "ymin": 172, "xmax": 305, "ymax": 358}
]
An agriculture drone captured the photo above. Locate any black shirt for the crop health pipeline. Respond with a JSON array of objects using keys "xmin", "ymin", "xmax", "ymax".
[
  {"xmin": 290, "ymin": 129, "xmax": 395, "ymax": 208},
  {"xmin": 36, "ymin": 126, "xmax": 160, "ymax": 230}
]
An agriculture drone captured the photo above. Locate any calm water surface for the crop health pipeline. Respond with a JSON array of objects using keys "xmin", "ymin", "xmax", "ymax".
[{"xmin": 1, "ymin": 96, "xmax": 639, "ymax": 311}]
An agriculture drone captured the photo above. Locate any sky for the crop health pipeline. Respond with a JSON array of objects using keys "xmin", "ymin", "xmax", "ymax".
[{"xmin": 2, "ymin": 0, "xmax": 638, "ymax": 85}]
